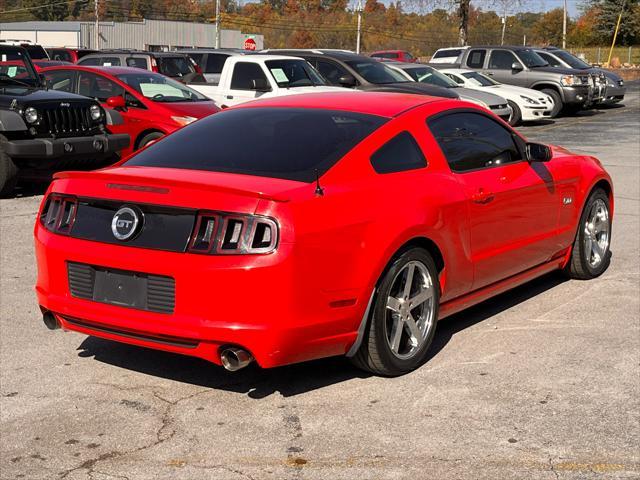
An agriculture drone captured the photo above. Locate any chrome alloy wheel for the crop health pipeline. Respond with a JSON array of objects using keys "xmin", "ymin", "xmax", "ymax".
[
  {"xmin": 384, "ymin": 261, "xmax": 436, "ymax": 360},
  {"xmin": 583, "ymin": 198, "xmax": 610, "ymax": 268}
]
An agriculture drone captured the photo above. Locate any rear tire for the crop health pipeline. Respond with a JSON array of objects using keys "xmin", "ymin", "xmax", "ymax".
[
  {"xmin": 0, "ymin": 136, "xmax": 19, "ymax": 198},
  {"xmin": 564, "ymin": 188, "xmax": 612, "ymax": 279},
  {"xmin": 542, "ymin": 88, "xmax": 562, "ymax": 118},
  {"xmin": 137, "ymin": 132, "xmax": 164, "ymax": 150},
  {"xmin": 350, "ymin": 248, "xmax": 440, "ymax": 376},
  {"xmin": 507, "ymin": 100, "xmax": 522, "ymax": 126}
]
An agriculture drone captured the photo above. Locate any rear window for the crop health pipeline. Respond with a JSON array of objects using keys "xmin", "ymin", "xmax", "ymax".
[
  {"xmin": 124, "ymin": 108, "xmax": 387, "ymax": 182},
  {"xmin": 433, "ymin": 49, "xmax": 462, "ymax": 59},
  {"xmin": 157, "ymin": 56, "xmax": 194, "ymax": 77},
  {"xmin": 24, "ymin": 45, "xmax": 48, "ymax": 59}
]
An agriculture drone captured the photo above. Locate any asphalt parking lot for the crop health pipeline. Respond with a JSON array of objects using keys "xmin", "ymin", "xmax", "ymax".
[{"xmin": 1, "ymin": 87, "xmax": 639, "ymax": 480}]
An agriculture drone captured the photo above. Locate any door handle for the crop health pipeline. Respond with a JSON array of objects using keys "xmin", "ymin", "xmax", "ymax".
[
  {"xmin": 484, "ymin": 71, "xmax": 494, "ymax": 76},
  {"xmin": 226, "ymin": 95, "xmax": 234, "ymax": 99},
  {"xmin": 472, "ymin": 189, "xmax": 495, "ymax": 204}
]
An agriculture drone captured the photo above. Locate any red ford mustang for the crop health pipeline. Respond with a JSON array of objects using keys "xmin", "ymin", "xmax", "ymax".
[{"xmin": 34, "ymin": 92, "xmax": 613, "ymax": 376}]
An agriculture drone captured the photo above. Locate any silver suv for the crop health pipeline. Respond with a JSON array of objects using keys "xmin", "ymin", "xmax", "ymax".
[{"xmin": 456, "ymin": 46, "xmax": 601, "ymax": 117}]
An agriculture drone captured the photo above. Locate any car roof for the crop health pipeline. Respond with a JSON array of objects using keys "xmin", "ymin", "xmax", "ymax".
[
  {"xmin": 371, "ymin": 50, "xmax": 407, "ymax": 54},
  {"xmin": 41, "ymin": 65, "xmax": 158, "ymax": 76},
  {"xmin": 261, "ymin": 49, "xmax": 363, "ymax": 61},
  {"xmin": 234, "ymin": 91, "xmax": 445, "ymax": 118}
]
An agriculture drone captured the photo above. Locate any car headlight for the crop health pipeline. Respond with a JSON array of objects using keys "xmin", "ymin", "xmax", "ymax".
[
  {"xmin": 520, "ymin": 95, "xmax": 539, "ymax": 105},
  {"xmin": 90, "ymin": 105, "xmax": 102, "ymax": 121},
  {"xmin": 171, "ymin": 116, "xmax": 197, "ymax": 126},
  {"xmin": 24, "ymin": 107, "xmax": 38, "ymax": 124},
  {"xmin": 560, "ymin": 75, "xmax": 584, "ymax": 86},
  {"xmin": 618, "ymin": 79, "xmax": 624, "ymax": 86}
]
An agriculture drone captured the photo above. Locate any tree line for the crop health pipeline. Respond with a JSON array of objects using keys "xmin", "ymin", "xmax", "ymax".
[{"xmin": 1, "ymin": 0, "xmax": 638, "ymax": 55}]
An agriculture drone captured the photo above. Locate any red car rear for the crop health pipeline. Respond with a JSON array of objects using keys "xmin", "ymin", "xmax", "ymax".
[
  {"xmin": 371, "ymin": 50, "xmax": 417, "ymax": 63},
  {"xmin": 41, "ymin": 65, "xmax": 219, "ymax": 157},
  {"xmin": 34, "ymin": 92, "xmax": 613, "ymax": 376}
]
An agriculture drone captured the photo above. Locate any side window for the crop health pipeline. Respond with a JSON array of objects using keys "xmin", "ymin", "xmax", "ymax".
[
  {"xmin": 78, "ymin": 72, "xmax": 125, "ymax": 102},
  {"xmin": 538, "ymin": 52, "xmax": 561, "ymax": 68},
  {"xmin": 315, "ymin": 60, "xmax": 351, "ymax": 86},
  {"xmin": 229, "ymin": 62, "xmax": 269, "ymax": 90},
  {"xmin": 370, "ymin": 131, "xmax": 427, "ymax": 174},
  {"xmin": 466, "ymin": 49, "xmax": 486, "ymax": 69},
  {"xmin": 206, "ymin": 54, "xmax": 229, "ymax": 74},
  {"xmin": 44, "ymin": 70, "xmax": 75, "ymax": 93},
  {"xmin": 126, "ymin": 57, "xmax": 148, "ymax": 69},
  {"xmin": 489, "ymin": 50, "xmax": 520, "ymax": 69},
  {"xmin": 77, "ymin": 57, "xmax": 100, "ymax": 66},
  {"xmin": 428, "ymin": 112, "xmax": 521, "ymax": 173}
]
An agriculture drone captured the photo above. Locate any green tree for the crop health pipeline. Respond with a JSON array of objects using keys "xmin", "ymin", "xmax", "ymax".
[
  {"xmin": 531, "ymin": 8, "xmax": 568, "ymax": 46},
  {"xmin": 22, "ymin": 0, "xmax": 69, "ymax": 20},
  {"xmin": 586, "ymin": 0, "xmax": 640, "ymax": 45}
]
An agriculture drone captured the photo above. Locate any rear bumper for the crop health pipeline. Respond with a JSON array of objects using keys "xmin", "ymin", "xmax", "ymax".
[
  {"xmin": 34, "ymin": 227, "xmax": 364, "ymax": 368},
  {"xmin": 6, "ymin": 133, "xmax": 130, "ymax": 160}
]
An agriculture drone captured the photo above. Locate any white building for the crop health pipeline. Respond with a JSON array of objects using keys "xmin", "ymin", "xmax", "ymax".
[{"xmin": 0, "ymin": 19, "xmax": 263, "ymax": 51}]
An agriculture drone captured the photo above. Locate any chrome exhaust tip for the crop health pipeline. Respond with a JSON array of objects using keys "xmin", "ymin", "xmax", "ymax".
[
  {"xmin": 42, "ymin": 311, "xmax": 60, "ymax": 330},
  {"xmin": 220, "ymin": 347, "xmax": 253, "ymax": 371}
]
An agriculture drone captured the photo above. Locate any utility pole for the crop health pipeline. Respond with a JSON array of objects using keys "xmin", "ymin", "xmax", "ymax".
[
  {"xmin": 94, "ymin": 0, "xmax": 99, "ymax": 49},
  {"xmin": 606, "ymin": 0, "xmax": 626, "ymax": 66},
  {"xmin": 355, "ymin": 0, "xmax": 363, "ymax": 54},
  {"xmin": 500, "ymin": 3, "xmax": 507, "ymax": 46},
  {"xmin": 562, "ymin": 0, "xmax": 567, "ymax": 49},
  {"xmin": 458, "ymin": 0, "xmax": 470, "ymax": 47},
  {"xmin": 215, "ymin": 0, "xmax": 221, "ymax": 49}
]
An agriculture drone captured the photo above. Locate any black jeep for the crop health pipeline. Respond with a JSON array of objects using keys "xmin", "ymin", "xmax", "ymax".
[{"xmin": 0, "ymin": 45, "xmax": 129, "ymax": 196}]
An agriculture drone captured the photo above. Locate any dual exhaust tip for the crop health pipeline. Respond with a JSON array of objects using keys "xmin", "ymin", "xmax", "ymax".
[
  {"xmin": 219, "ymin": 346, "xmax": 253, "ymax": 371},
  {"xmin": 42, "ymin": 309, "xmax": 253, "ymax": 372}
]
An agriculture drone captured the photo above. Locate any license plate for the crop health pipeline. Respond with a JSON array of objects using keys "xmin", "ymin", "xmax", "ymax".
[{"xmin": 93, "ymin": 270, "xmax": 148, "ymax": 309}]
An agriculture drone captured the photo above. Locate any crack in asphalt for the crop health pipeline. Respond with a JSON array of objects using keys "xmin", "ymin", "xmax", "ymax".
[
  {"xmin": 57, "ymin": 387, "xmax": 211, "ymax": 479},
  {"xmin": 548, "ymin": 457, "xmax": 560, "ymax": 480}
]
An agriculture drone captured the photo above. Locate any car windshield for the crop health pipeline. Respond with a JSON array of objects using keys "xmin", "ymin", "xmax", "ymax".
[
  {"xmin": 157, "ymin": 56, "xmax": 195, "ymax": 77},
  {"xmin": 265, "ymin": 59, "xmax": 325, "ymax": 87},
  {"xmin": 404, "ymin": 66, "xmax": 458, "ymax": 87},
  {"xmin": 124, "ymin": 108, "xmax": 387, "ymax": 182},
  {"xmin": 519, "ymin": 49, "xmax": 549, "ymax": 67},
  {"xmin": 345, "ymin": 60, "xmax": 409, "ymax": 84},
  {"xmin": 0, "ymin": 49, "xmax": 39, "ymax": 87},
  {"xmin": 461, "ymin": 71, "xmax": 499, "ymax": 86},
  {"xmin": 554, "ymin": 50, "xmax": 591, "ymax": 69},
  {"xmin": 116, "ymin": 72, "xmax": 208, "ymax": 102}
]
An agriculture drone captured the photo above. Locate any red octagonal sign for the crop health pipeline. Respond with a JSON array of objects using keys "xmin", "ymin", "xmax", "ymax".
[{"xmin": 244, "ymin": 38, "xmax": 257, "ymax": 51}]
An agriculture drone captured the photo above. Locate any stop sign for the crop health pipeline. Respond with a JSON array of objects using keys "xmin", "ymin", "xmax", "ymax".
[{"xmin": 244, "ymin": 38, "xmax": 257, "ymax": 51}]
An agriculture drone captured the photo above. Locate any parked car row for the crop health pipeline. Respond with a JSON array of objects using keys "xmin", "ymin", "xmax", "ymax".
[{"xmin": 0, "ymin": 40, "xmax": 627, "ymax": 196}]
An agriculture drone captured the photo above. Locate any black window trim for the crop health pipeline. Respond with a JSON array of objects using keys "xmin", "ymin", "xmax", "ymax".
[
  {"xmin": 466, "ymin": 48, "xmax": 487, "ymax": 69},
  {"xmin": 426, "ymin": 108, "xmax": 527, "ymax": 174},
  {"xmin": 230, "ymin": 61, "xmax": 272, "ymax": 92},
  {"xmin": 370, "ymin": 130, "xmax": 428, "ymax": 175}
]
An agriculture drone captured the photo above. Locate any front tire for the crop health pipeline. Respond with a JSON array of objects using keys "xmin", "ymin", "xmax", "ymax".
[
  {"xmin": 507, "ymin": 100, "xmax": 522, "ymax": 126},
  {"xmin": 350, "ymin": 248, "xmax": 440, "ymax": 376},
  {"xmin": 564, "ymin": 188, "xmax": 612, "ymax": 279},
  {"xmin": 137, "ymin": 132, "xmax": 164, "ymax": 150},
  {"xmin": 542, "ymin": 88, "xmax": 562, "ymax": 118}
]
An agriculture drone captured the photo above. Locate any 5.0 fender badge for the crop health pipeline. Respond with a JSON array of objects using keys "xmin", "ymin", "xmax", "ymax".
[{"xmin": 563, "ymin": 196, "xmax": 573, "ymax": 205}]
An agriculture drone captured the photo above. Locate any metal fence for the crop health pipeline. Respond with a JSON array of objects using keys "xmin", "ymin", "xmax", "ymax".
[{"xmin": 568, "ymin": 46, "xmax": 639, "ymax": 65}]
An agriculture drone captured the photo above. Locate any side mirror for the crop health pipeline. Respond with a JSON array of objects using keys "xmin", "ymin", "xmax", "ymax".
[
  {"xmin": 526, "ymin": 142, "xmax": 552, "ymax": 162},
  {"xmin": 106, "ymin": 95, "xmax": 126, "ymax": 110},
  {"xmin": 250, "ymin": 78, "xmax": 270, "ymax": 92},
  {"xmin": 338, "ymin": 74, "xmax": 357, "ymax": 88},
  {"xmin": 511, "ymin": 62, "xmax": 524, "ymax": 72},
  {"xmin": 38, "ymin": 73, "xmax": 46, "ymax": 86}
]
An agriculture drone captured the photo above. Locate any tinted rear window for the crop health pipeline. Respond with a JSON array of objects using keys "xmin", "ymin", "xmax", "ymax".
[
  {"xmin": 124, "ymin": 108, "xmax": 387, "ymax": 182},
  {"xmin": 24, "ymin": 45, "xmax": 48, "ymax": 59},
  {"xmin": 157, "ymin": 56, "xmax": 194, "ymax": 76}
]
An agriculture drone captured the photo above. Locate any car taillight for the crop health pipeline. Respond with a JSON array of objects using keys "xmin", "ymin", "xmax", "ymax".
[
  {"xmin": 40, "ymin": 193, "xmax": 78, "ymax": 235},
  {"xmin": 188, "ymin": 212, "xmax": 278, "ymax": 255}
]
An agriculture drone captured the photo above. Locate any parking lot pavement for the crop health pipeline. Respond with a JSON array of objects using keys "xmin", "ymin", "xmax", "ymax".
[{"xmin": 1, "ymin": 86, "xmax": 639, "ymax": 480}]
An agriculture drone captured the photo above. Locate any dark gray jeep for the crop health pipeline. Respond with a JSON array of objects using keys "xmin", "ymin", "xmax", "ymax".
[
  {"xmin": 0, "ymin": 45, "xmax": 129, "ymax": 196},
  {"xmin": 455, "ymin": 46, "xmax": 602, "ymax": 117}
]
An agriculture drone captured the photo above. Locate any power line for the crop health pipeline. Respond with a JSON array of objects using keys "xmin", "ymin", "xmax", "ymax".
[{"xmin": 0, "ymin": 0, "xmax": 88, "ymax": 15}]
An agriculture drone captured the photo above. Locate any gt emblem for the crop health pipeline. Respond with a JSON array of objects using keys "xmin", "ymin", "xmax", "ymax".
[
  {"xmin": 111, "ymin": 206, "xmax": 142, "ymax": 241},
  {"xmin": 563, "ymin": 197, "xmax": 573, "ymax": 205},
  {"xmin": 10, "ymin": 99, "xmax": 17, "ymax": 110}
]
